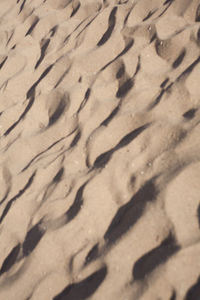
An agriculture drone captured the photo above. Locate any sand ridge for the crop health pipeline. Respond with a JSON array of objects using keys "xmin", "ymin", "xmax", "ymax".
[{"xmin": 0, "ymin": 0, "xmax": 200, "ymax": 299}]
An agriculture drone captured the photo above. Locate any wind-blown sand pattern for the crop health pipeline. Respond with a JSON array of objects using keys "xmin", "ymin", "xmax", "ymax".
[{"xmin": 0, "ymin": 0, "xmax": 200, "ymax": 299}]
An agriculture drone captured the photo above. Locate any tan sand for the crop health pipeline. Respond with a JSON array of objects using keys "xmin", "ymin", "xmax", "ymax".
[{"xmin": 0, "ymin": 0, "xmax": 200, "ymax": 299}]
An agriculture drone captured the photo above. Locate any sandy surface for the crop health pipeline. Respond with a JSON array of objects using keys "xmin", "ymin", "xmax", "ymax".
[{"xmin": 0, "ymin": 0, "xmax": 200, "ymax": 299}]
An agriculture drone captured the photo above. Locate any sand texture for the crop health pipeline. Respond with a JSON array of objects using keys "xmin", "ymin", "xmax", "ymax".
[{"xmin": 0, "ymin": 0, "xmax": 200, "ymax": 299}]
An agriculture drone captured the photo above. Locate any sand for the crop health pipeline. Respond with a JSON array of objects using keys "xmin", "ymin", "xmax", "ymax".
[{"xmin": 0, "ymin": 0, "xmax": 200, "ymax": 299}]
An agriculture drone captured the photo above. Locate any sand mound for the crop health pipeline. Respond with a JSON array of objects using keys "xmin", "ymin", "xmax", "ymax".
[{"xmin": 0, "ymin": 0, "xmax": 200, "ymax": 299}]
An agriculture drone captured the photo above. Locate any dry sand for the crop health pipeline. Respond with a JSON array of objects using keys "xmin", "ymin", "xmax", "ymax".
[{"xmin": 0, "ymin": 0, "xmax": 200, "ymax": 299}]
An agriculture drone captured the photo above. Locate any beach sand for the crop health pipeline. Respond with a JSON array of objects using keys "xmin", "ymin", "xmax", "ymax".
[{"xmin": 0, "ymin": 0, "xmax": 200, "ymax": 299}]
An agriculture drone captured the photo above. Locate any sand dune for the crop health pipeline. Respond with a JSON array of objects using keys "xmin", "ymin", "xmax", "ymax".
[{"xmin": 0, "ymin": 0, "xmax": 200, "ymax": 299}]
